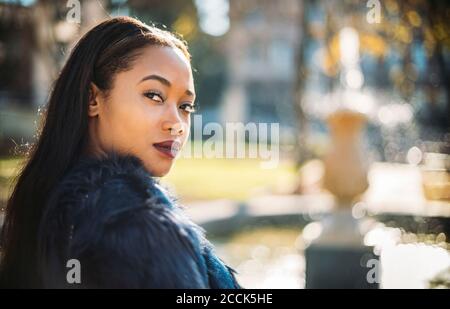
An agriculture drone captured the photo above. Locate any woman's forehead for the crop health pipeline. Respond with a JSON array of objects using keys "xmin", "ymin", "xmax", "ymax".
[{"xmin": 131, "ymin": 45, "xmax": 193, "ymax": 85}]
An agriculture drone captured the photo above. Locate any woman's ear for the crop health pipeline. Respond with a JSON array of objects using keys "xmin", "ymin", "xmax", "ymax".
[{"xmin": 88, "ymin": 83, "xmax": 102, "ymax": 117}]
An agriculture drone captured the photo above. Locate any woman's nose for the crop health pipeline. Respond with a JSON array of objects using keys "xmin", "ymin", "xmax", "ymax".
[
  {"xmin": 168, "ymin": 123, "xmax": 186, "ymax": 136},
  {"xmin": 162, "ymin": 105, "xmax": 185, "ymax": 136}
]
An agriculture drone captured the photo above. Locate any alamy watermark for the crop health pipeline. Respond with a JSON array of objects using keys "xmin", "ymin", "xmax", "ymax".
[
  {"xmin": 366, "ymin": 258, "xmax": 381, "ymax": 284},
  {"xmin": 66, "ymin": 0, "xmax": 81, "ymax": 24},
  {"xmin": 366, "ymin": 0, "xmax": 382, "ymax": 24},
  {"xmin": 171, "ymin": 115, "xmax": 280, "ymax": 169},
  {"xmin": 66, "ymin": 258, "xmax": 81, "ymax": 284}
]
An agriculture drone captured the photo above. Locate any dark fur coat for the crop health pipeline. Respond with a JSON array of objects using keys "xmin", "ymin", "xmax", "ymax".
[{"xmin": 38, "ymin": 153, "xmax": 240, "ymax": 289}]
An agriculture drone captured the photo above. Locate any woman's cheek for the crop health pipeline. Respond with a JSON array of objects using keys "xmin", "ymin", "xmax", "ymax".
[{"xmin": 183, "ymin": 124, "xmax": 190, "ymax": 145}]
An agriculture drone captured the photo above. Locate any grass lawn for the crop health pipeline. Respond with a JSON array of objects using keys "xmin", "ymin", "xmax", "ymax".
[
  {"xmin": 0, "ymin": 157, "xmax": 25, "ymax": 209},
  {"xmin": 0, "ymin": 156, "xmax": 298, "ymax": 205},
  {"xmin": 162, "ymin": 157, "xmax": 298, "ymax": 202}
]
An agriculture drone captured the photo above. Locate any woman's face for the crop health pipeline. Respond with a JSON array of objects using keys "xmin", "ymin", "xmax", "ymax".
[{"xmin": 87, "ymin": 45, "xmax": 195, "ymax": 176}]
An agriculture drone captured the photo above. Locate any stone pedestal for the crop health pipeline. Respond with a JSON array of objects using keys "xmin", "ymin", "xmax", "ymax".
[
  {"xmin": 305, "ymin": 244, "xmax": 379, "ymax": 289},
  {"xmin": 305, "ymin": 110, "xmax": 376, "ymax": 288}
]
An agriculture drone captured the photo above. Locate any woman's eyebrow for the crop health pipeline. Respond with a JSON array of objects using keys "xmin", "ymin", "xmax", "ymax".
[
  {"xmin": 140, "ymin": 74, "xmax": 195, "ymax": 97},
  {"xmin": 139, "ymin": 74, "xmax": 171, "ymax": 87}
]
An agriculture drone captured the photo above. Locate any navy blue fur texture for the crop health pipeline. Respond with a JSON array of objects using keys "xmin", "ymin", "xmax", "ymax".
[{"xmin": 38, "ymin": 153, "xmax": 240, "ymax": 289}]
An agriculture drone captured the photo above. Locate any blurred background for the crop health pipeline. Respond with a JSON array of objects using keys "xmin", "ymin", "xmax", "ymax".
[{"xmin": 0, "ymin": 0, "xmax": 449, "ymax": 288}]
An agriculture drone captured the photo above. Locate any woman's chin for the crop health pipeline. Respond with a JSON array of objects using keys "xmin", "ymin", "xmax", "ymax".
[{"xmin": 145, "ymin": 162, "xmax": 173, "ymax": 177}]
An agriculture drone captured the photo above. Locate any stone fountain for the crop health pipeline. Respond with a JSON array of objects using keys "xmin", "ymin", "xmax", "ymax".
[{"xmin": 304, "ymin": 28, "xmax": 379, "ymax": 288}]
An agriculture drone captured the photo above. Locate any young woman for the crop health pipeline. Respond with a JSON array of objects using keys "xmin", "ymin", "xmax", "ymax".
[{"xmin": 0, "ymin": 16, "xmax": 240, "ymax": 289}]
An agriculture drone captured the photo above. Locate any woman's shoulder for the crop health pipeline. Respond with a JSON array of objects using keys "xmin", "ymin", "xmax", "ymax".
[
  {"xmin": 39, "ymin": 153, "xmax": 210, "ymax": 288},
  {"xmin": 43, "ymin": 153, "xmax": 180, "ymax": 234},
  {"xmin": 54, "ymin": 153, "xmax": 171, "ymax": 208}
]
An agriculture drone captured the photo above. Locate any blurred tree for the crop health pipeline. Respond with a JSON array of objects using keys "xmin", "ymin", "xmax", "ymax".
[
  {"xmin": 294, "ymin": 0, "xmax": 449, "ymax": 165},
  {"xmin": 0, "ymin": 3, "xmax": 33, "ymax": 106},
  {"xmin": 292, "ymin": 0, "xmax": 310, "ymax": 165},
  {"xmin": 120, "ymin": 0, "xmax": 228, "ymax": 114}
]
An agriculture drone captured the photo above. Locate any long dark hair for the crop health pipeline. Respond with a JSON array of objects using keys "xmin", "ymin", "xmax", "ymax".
[{"xmin": 0, "ymin": 16, "xmax": 190, "ymax": 288}]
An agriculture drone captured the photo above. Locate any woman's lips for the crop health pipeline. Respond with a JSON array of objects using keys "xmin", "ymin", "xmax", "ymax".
[{"xmin": 153, "ymin": 140, "xmax": 181, "ymax": 159}]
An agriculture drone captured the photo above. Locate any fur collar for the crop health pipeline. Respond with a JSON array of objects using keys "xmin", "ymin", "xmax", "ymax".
[{"xmin": 38, "ymin": 153, "xmax": 240, "ymax": 289}]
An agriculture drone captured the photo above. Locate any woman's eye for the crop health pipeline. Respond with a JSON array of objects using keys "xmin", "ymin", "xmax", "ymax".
[
  {"xmin": 180, "ymin": 103, "xmax": 196, "ymax": 113},
  {"xmin": 144, "ymin": 91, "xmax": 164, "ymax": 103}
]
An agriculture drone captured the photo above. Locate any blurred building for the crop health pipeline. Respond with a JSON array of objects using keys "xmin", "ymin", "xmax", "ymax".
[
  {"xmin": 0, "ymin": 4, "xmax": 34, "ymax": 107},
  {"xmin": 220, "ymin": 0, "xmax": 301, "ymax": 130},
  {"xmin": 0, "ymin": 0, "xmax": 108, "ymax": 153}
]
